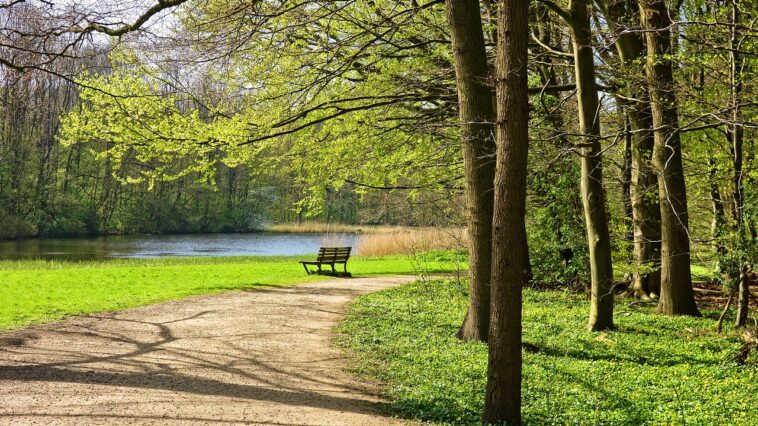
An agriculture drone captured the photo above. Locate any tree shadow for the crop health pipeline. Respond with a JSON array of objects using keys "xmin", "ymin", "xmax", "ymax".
[
  {"xmin": 524, "ymin": 339, "xmax": 723, "ymax": 367},
  {"xmin": 521, "ymin": 361, "xmax": 648, "ymax": 425},
  {"xmin": 0, "ymin": 413, "xmax": 328, "ymax": 426},
  {"xmin": 0, "ymin": 310, "xmax": 391, "ymax": 423},
  {"xmin": 244, "ymin": 284, "xmax": 372, "ymax": 298}
]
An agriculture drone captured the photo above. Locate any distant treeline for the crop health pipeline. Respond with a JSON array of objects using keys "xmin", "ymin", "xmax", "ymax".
[{"xmin": 0, "ymin": 64, "xmax": 452, "ymax": 240}]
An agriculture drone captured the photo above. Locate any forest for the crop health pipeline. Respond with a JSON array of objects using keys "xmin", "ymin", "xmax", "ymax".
[{"xmin": 0, "ymin": 0, "xmax": 756, "ymax": 424}]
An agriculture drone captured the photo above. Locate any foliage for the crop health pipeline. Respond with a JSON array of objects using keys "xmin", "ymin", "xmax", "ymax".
[
  {"xmin": 675, "ymin": 1, "xmax": 758, "ymax": 288},
  {"xmin": 526, "ymin": 137, "xmax": 588, "ymax": 286},
  {"xmin": 338, "ymin": 279, "xmax": 757, "ymax": 425},
  {"xmin": 0, "ymin": 56, "xmax": 278, "ymax": 238},
  {"xmin": 55, "ymin": 1, "xmax": 464, "ymax": 227},
  {"xmin": 2, "ymin": 0, "xmax": 467, "ymax": 241}
]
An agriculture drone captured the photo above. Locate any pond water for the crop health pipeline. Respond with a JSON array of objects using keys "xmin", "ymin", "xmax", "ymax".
[{"xmin": 0, "ymin": 233, "xmax": 360, "ymax": 261}]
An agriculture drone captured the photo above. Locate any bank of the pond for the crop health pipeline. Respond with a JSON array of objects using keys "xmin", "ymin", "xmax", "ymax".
[
  {"xmin": 0, "ymin": 232, "xmax": 362, "ymax": 261},
  {"xmin": 0, "ymin": 256, "xmax": 460, "ymax": 330},
  {"xmin": 337, "ymin": 279, "xmax": 757, "ymax": 425}
]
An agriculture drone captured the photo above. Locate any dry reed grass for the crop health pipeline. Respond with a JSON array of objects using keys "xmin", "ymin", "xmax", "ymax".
[
  {"xmin": 268, "ymin": 222, "xmax": 466, "ymax": 256},
  {"xmin": 268, "ymin": 222, "xmax": 407, "ymax": 234},
  {"xmin": 355, "ymin": 227, "xmax": 467, "ymax": 256}
]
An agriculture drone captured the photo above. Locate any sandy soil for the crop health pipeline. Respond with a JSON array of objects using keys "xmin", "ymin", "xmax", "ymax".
[{"xmin": 0, "ymin": 276, "xmax": 416, "ymax": 425}]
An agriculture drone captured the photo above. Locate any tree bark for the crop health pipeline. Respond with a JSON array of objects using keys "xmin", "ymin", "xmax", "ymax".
[
  {"xmin": 736, "ymin": 267, "xmax": 750, "ymax": 327},
  {"xmin": 532, "ymin": 7, "xmax": 581, "ymax": 281},
  {"xmin": 621, "ymin": 112, "xmax": 633, "ymax": 261},
  {"xmin": 482, "ymin": 0, "xmax": 529, "ymax": 423},
  {"xmin": 639, "ymin": 0, "xmax": 700, "ymax": 316},
  {"xmin": 627, "ymin": 101, "xmax": 662, "ymax": 298},
  {"xmin": 445, "ymin": 0, "xmax": 497, "ymax": 342},
  {"xmin": 708, "ymin": 158, "xmax": 726, "ymax": 241},
  {"xmin": 602, "ymin": 0, "xmax": 662, "ymax": 299},
  {"xmin": 567, "ymin": 0, "xmax": 615, "ymax": 331},
  {"xmin": 728, "ymin": 1, "xmax": 749, "ymax": 327}
]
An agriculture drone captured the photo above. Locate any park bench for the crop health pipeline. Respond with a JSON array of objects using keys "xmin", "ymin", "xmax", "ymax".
[{"xmin": 300, "ymin": 247, "xmax": 352, "ymax": 277}]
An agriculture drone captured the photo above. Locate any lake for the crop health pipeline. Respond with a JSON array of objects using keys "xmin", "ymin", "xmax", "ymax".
[{"xmin": 0, "ymin": 233, "xmax": 360, "ymax": 261}]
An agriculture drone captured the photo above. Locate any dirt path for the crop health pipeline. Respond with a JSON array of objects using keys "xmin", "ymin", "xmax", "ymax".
[{"xmin": 0, "ymin": 276, "xmax": 416, "ymax": 425}]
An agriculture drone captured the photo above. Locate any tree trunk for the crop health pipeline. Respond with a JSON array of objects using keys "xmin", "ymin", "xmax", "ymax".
[
  {"xmin": 482, "ymin": 0, "xmax": 529, "ymax": 423},
  {"xmin": 736, "ymin": 267, "xmax": 750, "ymax": 327},
  {"xmin": 568, "ymin": 0, "xmax": 615, "ymax": 331},
  {"xmin": 602, "ymin": 0, "xmax": 661, "ymax": 299},
  {"xmin": 728, "ymin": 1, "xmax": 749, "ymax": 327},
  {"xmin": 621, "ymin": 112, "xmax": 633, "ymax": 262},
  {"xmin": 708, "ymin": 158, "xmax": 726, "ymax": 242},
  {"xmin": 532, "ymin": 7, "xmax": 580, "ymax": 280},
  {"xmin": 445, "ymin": 0, "xmax": 497, "ymax": 342},
  {"xmin": 639, "ymin": 0, "xmax": 700, "ymax": 316},
  {"xmin": 628, "ymin": 101, "xmax": 662, "ymax": 298}
]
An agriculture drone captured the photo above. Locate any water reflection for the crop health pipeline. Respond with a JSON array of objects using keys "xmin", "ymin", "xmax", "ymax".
[{"xmin": 0, "ymin": 233, "xmax": 359, "ymax": 261}]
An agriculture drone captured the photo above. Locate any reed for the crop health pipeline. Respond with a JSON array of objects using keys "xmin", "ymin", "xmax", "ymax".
[
  {"xmin": 268, "ymin": 222, "xmax": 407, "ymax": 234},
  {"xmin": 355, "ymin": 227, "xmax": 467, "ymax": 256},
  {"xmin": 268, "ymin": 222, "xmax": 466, "ymax": 256}
]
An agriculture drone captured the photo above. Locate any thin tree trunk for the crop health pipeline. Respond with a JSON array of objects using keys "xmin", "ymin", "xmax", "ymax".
[
  {"xmin": 602, "ymin": 0, "xmax": 661, "ymax": 299},
  {"xmin": 708, "ymin": 158, "xmax": 726, "ymax": 242},
  {"xmin": 445, "ymin": 0, "xmax": 497, "ymax": 342},
  {"xmin": 716, "ymin": 292, "xmax": 733, "ymax": 333},
  {"xmin": 533, "ymin": 5, "xmax": 583, "ymax": 277},
  {"xmin": 729, "ymin": 1, "xmax": 749, "ymax": 327},
  {"xmin": 567, "ymin": 0, "xmax": 615, "ymax": 331},
  {"xmin": 621, "ymin": 112, "xmax": 633, "ymax": 261},
  {"xmin": 736, "ymin": 268, "xmax": 750, "ymax": 327},
  {"xmin": 482, "ymin": 0, "xmax": 529, "ymax": 423},
  {"xmin": 639, "ymin": 0, "xmax": 700, "ymax": 316}
]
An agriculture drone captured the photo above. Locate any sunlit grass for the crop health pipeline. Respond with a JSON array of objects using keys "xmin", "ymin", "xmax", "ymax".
[{"xmin": 0, "ymin": 255, "xmax": 458, "ymax": 331}]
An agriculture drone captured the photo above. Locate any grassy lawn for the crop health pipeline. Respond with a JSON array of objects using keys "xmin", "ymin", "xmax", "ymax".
[
  {"xmin": 338, "ymin": 279, "xmax": 757, "ymax": 425},
  {"xmin": 0, "ymin": 255, "xmax": 459, "ymax": 331}
]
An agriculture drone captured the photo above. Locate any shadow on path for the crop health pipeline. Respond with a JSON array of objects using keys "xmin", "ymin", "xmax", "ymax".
[{"xmin": 0, "ymin": 277, "xmax": 414, "ymax": 425}]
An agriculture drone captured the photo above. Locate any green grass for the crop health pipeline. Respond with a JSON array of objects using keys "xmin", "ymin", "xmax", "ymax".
[
  {"xmin": 0, "ymin": 255, "xmax": 460, "ymax": 331},
  {"xmin": 691, "ymin": 263, "xmax": 715, "ymax": 281},
  {"xmin": 338, "ymin": 279, "xmax": 758, "ymax": 425}
]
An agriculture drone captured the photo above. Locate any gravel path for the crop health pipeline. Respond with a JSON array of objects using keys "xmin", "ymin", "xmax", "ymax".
[{"xmin": 0, "ymin": 276, "xmax": 415, "ymax": 425}]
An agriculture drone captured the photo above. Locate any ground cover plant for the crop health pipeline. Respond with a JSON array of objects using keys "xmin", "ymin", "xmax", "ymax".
[
  {"xmin": 0, "ymin": 255, "xmax": 459, "ymax": 330},
  {"xmin": 338, "ymin": 279, "xmax": 758, "ymax": 425}
]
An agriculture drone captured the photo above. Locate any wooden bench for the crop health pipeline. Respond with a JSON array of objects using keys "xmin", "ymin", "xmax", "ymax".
[{"xmin": 300, "ymin": 247, "xmax": 352, "ymax": 277}]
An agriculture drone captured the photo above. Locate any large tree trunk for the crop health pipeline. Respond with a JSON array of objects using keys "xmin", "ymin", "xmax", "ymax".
[
  {"xmin": 627, "ymin": 102, "xmax": 662, "ymax": 298},
  {"xmin": 568, "ymin": 0, "xmax": 615, "ymax": 331},
  {"xmin": 639, "ymin": 0, "xmax": 700, "ymax": 316},
  {"xmin": 602, "ymin": 0, "xmax": 662, "ymax": 300},
  {"xmin": 445, "ymin": 0, "xmax": 497, "ymax": 342},
  {"xmin": 482, "ymin": 0, "xmax": 529, "ymax": 423}
]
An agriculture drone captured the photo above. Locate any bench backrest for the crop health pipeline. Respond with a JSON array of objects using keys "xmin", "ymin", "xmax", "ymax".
[{"xmin": 316, "ymin": 246, "xmax": 351, "ymax": 262}]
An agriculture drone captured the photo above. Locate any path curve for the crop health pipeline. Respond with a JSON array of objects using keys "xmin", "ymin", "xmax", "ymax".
[{"xmin": 0, "ymin": 276, "xmax": 416, "ymax": 425}]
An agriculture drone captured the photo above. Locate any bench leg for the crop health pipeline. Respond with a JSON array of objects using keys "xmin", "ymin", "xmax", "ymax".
[
  {"xmin": 302, "ymin": 263, "xmax": 311, "ymax": 275},
  {"xmin": 331, "ymin": 263, "xmax": 336, "ymax": 274},
  {"xmin": 317, "ymin": 264, "xmax": 322, "ymax": 274}
]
